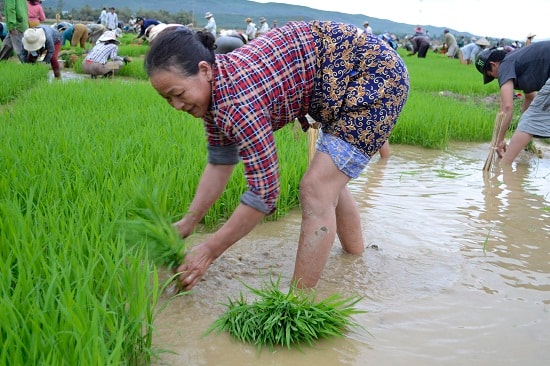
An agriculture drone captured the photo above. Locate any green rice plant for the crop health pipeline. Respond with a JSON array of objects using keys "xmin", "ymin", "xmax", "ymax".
[
  {"xmin": 0, "ymin": 62, "xmax": 49, "ymax": 104},
  {"xmin": 123, "ymin": 190, "xmax": 188, "ymax": 270},
  {"xmin": 119, "ymin": 44, "xmax": 149, "ymax": 57},
  {"xmin": 117, "ymin": 57, "xmax": 149, "ymax": 80},
  {"xmin": 206, "ymin": 277, "xmax": 365, "ymax": 351}
]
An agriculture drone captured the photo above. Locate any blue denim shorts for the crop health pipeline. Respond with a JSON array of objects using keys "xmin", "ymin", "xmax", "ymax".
[{"xmin": 316, "ymin": 131, "xmax": 370, "ymax": 179}]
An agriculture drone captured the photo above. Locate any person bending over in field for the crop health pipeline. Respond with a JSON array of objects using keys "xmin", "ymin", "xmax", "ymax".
[
  {"xmin": 145, "ymin": 21, "xmax": 410, "ymax": 290},
  {"xmin": 20, "ymin": 26, "xmax": 62, "ymax": 79},
  {"xmin": 475, "ymin": 42, "xmax": 550, "ymax": 164}
]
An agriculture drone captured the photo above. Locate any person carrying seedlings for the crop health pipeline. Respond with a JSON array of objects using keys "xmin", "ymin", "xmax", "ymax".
[
  {"xmin": 145, "ymin": 21, "xmax": 409, "ymax": 290},
  {"xmin": 20, "ymin": 25, "xmax": 62, "ymax": 79},
  {"xmin": 475, "ymin": 41, "xmax": 550, "ymax": 164},
  {"xmin": 82, "ymin": 30, "xmax": 131, "ymax": 78}
]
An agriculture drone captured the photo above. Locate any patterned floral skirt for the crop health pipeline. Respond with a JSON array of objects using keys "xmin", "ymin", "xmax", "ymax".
[{"xmin": 307, "ymin": 21, "xmax": 410, "ymax": 167}]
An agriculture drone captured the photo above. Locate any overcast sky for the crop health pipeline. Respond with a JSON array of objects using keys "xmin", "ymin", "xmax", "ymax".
[{"xmin": 252, "ymin": 0, "xmax": 547, "ymax": 41}]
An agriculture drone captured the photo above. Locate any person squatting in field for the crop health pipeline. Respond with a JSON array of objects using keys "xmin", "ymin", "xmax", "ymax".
[
  {"xmin": 475, "ymin": 41, "xmax": 550, "ymax": 164},
  {"xmin": 82, "ymin": 30, "xmax": 131, "ymax": 78},
  {"xmin": 145, "ymin": 21, "xmax": 410, "ymax": 290}
]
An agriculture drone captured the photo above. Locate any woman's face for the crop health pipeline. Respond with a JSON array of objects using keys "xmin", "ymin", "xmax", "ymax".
[{"xmin": 150, "ymin": 62, "xmax": 213, "ymax": 118}]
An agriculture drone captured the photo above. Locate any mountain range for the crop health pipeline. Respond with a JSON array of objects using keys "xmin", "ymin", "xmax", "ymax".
[{"xmin": 59, "ymin": 0, "xmax": 474, "ymax": 39}]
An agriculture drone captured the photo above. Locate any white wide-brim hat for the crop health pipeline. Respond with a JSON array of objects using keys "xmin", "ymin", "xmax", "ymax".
[
  {"xmin": 475, "ymin": 37, "xmax": 490, "ymax": 46},
  {"xmin": 205, "ymin": 12, "xmax": 213, "ymax": 18},
  {"xmin": 98, "ymin": 30, "xmax": 120, "ymax": 44},
  {"xmin": 23, "ymin": 28, "xmax": 46, "ymax": 52},
  {"xmin": 148, "ymin": 23, "xmax": 183, "ymax": 42}
]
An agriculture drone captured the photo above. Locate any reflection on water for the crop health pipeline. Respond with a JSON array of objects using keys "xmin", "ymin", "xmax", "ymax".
[{"xmin": 153, "ymin": 142, "xmax": 550, "ymax": 366}]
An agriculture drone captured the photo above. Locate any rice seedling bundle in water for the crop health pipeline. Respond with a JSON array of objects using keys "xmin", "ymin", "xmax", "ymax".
[{"xmin": 206, "ymin": 277, "xmax": 365, "ymax": 350}]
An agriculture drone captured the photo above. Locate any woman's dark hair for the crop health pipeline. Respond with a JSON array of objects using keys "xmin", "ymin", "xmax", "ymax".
[{"xmin": 145, "ymin": 27, "xmax": 216, "ymax": 77}]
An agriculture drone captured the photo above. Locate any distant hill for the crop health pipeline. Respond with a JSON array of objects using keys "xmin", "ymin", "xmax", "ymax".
[{"xmin": 57, "ymin": 0, "xmax": 473, "ymax": 39}]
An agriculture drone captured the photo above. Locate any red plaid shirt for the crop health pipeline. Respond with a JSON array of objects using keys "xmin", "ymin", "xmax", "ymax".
[{"xmin": 203, "ymin": 21, "xmax": 317, "ymax": 215}]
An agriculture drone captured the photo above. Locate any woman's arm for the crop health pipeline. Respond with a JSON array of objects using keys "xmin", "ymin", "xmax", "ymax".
[{"xmin": 174, "ymin": 162, "xmax": 235, "ymax": 238}]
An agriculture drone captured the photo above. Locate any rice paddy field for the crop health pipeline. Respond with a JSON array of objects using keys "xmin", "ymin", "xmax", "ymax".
[{"xmin": 1, "ymin": 37, "xmax": 548, "ymax": 365}]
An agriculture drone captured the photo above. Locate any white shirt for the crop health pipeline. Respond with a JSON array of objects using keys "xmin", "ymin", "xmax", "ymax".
[
  {"xmin": 258, "ymin": 22, "xmax": 269, "ymax": 36},
  {"xmin": 246, "ymin": 22, "xmax": 257, "ymax": 40},
  {"xmin": 106, "ymin": 12, "xmax": 118, "ymax": 30},
  {"xmin": 205, "ymin": 17, "xmax": 216, "ymax": 37}
]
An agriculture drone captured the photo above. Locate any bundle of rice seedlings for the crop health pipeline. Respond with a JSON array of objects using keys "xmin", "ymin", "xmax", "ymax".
[
  {"xmin": 122, "ymin": 195, "xmax": 188, "ymax": 275},
  {"xmin": 206, "ymin": 277, "xmax": 365, "ymax": 350},
  {"xmin": 483, "ymin": 111, "xmax": 506, "ymax": 171}
]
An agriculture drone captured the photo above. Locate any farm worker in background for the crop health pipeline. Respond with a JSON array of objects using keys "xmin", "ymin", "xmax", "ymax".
[
  {"xmin": 363, "ymin": 20, "xmax": 372, "ymax": 34},
  {"xmin": 459, "ymin": 37, "xmax": 490, "ymax": 65},
  {"xmin": 58, "ymin": 23, "xmax": 88, "ymax": 48},
  {"xmin": 86, "ymin": 23, "xmax": 106, "ymax": 44},
  {"xmin": 245, "ymin": 17, "xmax": 256, "ymax": 41},
  {"xmin": 20, "ymin": 26, "xmax": 62, "ymax": 79},
  {"xmin": 443, "ymin": 29, "xmax": 458, "ymax": 58},
  {"xmin": 204, "ymin": 12, "xmax": 216, "ymax": 37},
  {"xmin": 525, "ymin": 32, "xmax": 535, "ymax": 46},
  {"xmin": 257, "ymin": 17, "xmax": 269, "ymax": 37},
  {"xmin": 82, "ymin": 30, "xmax": 131, "ymax": 78},
  {"xmin": 272, "ymin": 19, "xmax": 278, "ymax": 29},
  {"xmin": 105, "ymin": 7, "xmax": 118, "ymax": 31},
  {"xmin": 145, "ymin": 21, "xmax": 409, "ymax": 290},
  {"xmin": 26, "ymin": 0, "xmax": 45, "ymax": 27},
  {"xmin": 407, "ymin": 27, "xmax": 430, "ymax": 58},
  {"xmin": 475, "ymin": 41, "xmax": 550, "ymax": 164},
  {"xmin": 0, "ymin": 0, "xmax": 28, "ymax": 61},
  {"xmin": 134, "ymin": 17, "xmax": 160, "ymax": 41},
  {"xmin": 98, "ymin": 7, "xmax": 107, "ymax": 26}
]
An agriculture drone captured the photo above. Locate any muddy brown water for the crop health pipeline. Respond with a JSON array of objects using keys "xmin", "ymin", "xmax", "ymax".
[{"xmin": 152, "ymin": 141, "xmax": 549, "ymax": 366}]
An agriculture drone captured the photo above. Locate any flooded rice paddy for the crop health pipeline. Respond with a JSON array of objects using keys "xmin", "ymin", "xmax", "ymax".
[{"xmin": 152, "ymin": 142, "xmax": 549, "ymax": 366}]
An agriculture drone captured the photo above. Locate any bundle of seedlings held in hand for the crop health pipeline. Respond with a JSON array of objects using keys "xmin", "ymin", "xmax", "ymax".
[
  {"xmin": 122, "ymin": 195, "xmax": 188, "ymax": 292},
  {"xmin": 206, "ymin": 276, "xmax": 366, "ymax": 350}
]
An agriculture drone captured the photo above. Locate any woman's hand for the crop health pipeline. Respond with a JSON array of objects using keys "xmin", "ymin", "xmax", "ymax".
[
  {"xmin": 176, "ymin": 242, "xmax": 216, "ymax": 290},
  {"xmin": 173, "ymin": 217, "xmax": 194, "ymax": 239}
]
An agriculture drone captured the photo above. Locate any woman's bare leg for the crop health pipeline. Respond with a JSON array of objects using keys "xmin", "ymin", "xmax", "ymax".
[
  {"xmin": 336, "ymin": 186, "xmax": 365, "ymax": 254},
  {"xmin": 292, "ymin": 152, "xmax": 353, "ymax": 288}
]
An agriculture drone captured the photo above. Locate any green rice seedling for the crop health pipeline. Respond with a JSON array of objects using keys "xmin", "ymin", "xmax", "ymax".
[
  {"xmin": 206, "ymin": 276, "xmax": 365, "ymax": 351},
  {"xmin": 0, "ymin": 62, "xmax": 49, "ymax": 104},
  {"xmin": 123, "ymin": 191, "xmax": 188, "ymax": 271}
]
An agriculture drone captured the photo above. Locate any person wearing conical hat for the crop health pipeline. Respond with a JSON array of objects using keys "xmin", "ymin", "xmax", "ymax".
[
  {"xmin": 20, "ymin": 25, "xmax": 62, "ymax": 78},
  {"xmin": 459, "ymin": 37, "xmax": 490, "ymax": 65}
]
